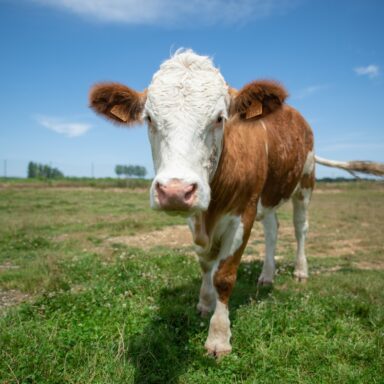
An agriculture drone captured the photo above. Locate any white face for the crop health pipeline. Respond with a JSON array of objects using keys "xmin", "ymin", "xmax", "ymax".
[{"xmin": 145, "ymin": 51, "xmax": 230, "ymax": 212}]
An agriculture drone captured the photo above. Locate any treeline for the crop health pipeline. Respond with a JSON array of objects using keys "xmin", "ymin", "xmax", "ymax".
[
  {"xmin": 26, "ymin": 161, "xmax": 147, "ymax": 179},
  {"xmin": 115, "ymin": 165, "xmax": 147, "ymax": 178},
  {"xmin": 317, "ymin": 177, "xmax": 378, "ymax": 182},
  {"xmin": 28, "ymin": 162, "xmax": 64, "ymax": 179}
]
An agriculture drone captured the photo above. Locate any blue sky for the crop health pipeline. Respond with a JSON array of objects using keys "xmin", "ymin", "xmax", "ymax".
[{"xmin": 0, "ymin": 0, "xmax": 383, "ymax": 178}]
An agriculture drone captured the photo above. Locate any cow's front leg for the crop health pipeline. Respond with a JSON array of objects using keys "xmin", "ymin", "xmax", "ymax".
[
  {"xmin": 204, "ymin": 211, "xmax": 255, "ymax": 357},
  {"xmin": 197, "ymin": 259, "xmax": 216, "ymax": 317},
  {"xmin": 204, "ymin": 256, "xmax": 238, "ymax": 357},
  {"xmin": 190, "ymin": 214, "xmax": 216, "ymax": 317}
]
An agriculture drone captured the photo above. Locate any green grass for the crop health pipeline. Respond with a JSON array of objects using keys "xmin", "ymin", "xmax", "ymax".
[
  {"xmin": 0, "ymin": 186, "xmax": 184, "ymax": 293},
  {"xmin": 0, "ymin": 180, "xmax": 383, "ymax": 383},
  {"xmin": 0, "ymin": 177, "xmax": 151, "ymax": 189}
]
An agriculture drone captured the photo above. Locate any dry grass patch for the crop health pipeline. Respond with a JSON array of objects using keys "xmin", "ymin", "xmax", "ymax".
[
  {"xmin": 0, "ymin": 290, "xmax": 30, "ymax": 312},
  {"xmin": 108, "ymin": 225, "xmax": 193, "ymax": 250}
]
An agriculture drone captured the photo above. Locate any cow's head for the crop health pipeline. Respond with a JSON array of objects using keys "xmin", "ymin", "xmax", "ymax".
[{"xmin": 89, "ymin": 50, "xmax": 287, "ymax": 213}]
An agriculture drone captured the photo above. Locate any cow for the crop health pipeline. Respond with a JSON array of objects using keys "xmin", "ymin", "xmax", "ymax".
[{"xmin": 89, "ymin": 50, "xmax": 382, "ymax": 357}]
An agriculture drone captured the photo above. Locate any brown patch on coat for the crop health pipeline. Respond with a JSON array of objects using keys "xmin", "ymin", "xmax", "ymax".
[
  {"xmin": 89, "ymin": 82, "xmax": 146, "ymax": 125},
  {"xmin": 207, "ymin": 81, "xmax": 290, "ymax": 228},
  {"xmin": 215, "ymin": 81, "xmax": 313, "ymax": 215},
  {"xmin": 213, "ymin": 255, "xmax": 238, "ymax": 302},
  {"xmin": 206, "ymin": 94, "xmax": 314, "ymax": 304},
  {"xmin": 205, "ymin": 116, "xmax": 268, "ymax": 236},
  {"xmin": 301, "ymin": 172, "xmax": 315, "ymax": 189},
  {"xmin": 261, "ymin": 106, "xmax": 314, "ymax": 207},
  {"xmin": 296, "ymin": 191, "xmax": 304, "ymax": 201}
]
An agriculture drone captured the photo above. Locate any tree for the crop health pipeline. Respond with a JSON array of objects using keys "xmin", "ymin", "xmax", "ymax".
[
  {"xmin": 27, "ymin": 162, "xmax": 64, "ymax": 179},
  {"xmin": 135, "ymin": 165, "xmax": 147, "ymax": 178},
  {"xmin": 115, "ymin": 165, "xmax": 124, "ymax": 178},
  {"xmin": 123, "ymin": 165, "xmax": 132, "ymax": 178},
  {"xmin": 130, "ymin": 165, "xmax": 147, "ymax": 178},
  {"xmin": 43, "ymin": 165, "xmax": 51, "ymax": 178},
  {"xmin": 115, "ymin": 164, "xmax": 147, "ymax": 178},
  {"xmin": 51, "ymin": 167, "xmax": 64, "ymax": 178},
  {"xmin": 27, "ymin": 162, "xmax": 37, "ymax": 178}
]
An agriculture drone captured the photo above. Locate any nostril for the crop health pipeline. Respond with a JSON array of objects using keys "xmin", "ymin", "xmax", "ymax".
[
  {"xmin": 156, "ymin": 182, "xmax": 166, "ymax": 197},
  {"xmin": 184, "ymin": 183, "xmax": 197, "ymax": 201}
]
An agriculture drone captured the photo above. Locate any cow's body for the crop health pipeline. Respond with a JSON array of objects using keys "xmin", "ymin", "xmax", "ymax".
[
  {"xmin": 90, "ymin": 50, "xmax": 315, "ymax": 357},
  {"xmin": 190, "ymin": 104, "xmax": 314, "ymax": 354}
]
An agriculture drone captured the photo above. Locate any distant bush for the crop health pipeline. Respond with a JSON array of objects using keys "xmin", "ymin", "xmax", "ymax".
[
  {"xmin": 27, "ymin": 161, "xmax": 64, "ymax": 179},
  {"xmin": 115, "ymin": 164, "xmax": 147, "ymax": 178}
]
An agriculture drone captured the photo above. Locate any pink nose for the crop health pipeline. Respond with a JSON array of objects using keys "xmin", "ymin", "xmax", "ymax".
[{"xmin": 156, "ymin": 180, "xmax": 198, "ymax": 210}]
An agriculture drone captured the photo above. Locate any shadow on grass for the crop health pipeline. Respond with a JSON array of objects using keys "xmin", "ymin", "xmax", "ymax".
[{"xmin": 128, "ymin": 260, "xmax": 272, "ymax": 383}]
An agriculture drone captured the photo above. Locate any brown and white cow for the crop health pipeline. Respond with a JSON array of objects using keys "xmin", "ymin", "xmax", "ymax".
[{"xmin": 89, "ymin": 50, "xmax": 316, "ymax": 357}]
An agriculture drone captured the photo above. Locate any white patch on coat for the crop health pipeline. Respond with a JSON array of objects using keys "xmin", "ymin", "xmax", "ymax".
[
  {"xmin": 256, "ymin": 199, "xmax": 287, "ymax": 221},
  {"xmin": 213, "ymin": 215, "xmax": 244, "ymax": 262},
  {"xmin": 256, "ymin": 199, "xmax": 264, "ymax": 221},
  {"xmin": 194, "ymin": 214, "xmax": 244, "ymax": 261},
  {"xmin": 303, "ymin": 150, "xmax": 315, "ymax": 175},
  {"xmin": 146, "ymin": 50, "xmax": 231, "ymax": 211}
]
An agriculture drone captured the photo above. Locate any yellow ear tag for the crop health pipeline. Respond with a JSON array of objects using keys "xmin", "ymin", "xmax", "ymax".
[
  {"xmin": 245, "ymin": 100, "xmax": 263, "ymax": 119},
  {"xmin": 110, "ymin": 105, "xmax": 128, "ymax": 122}
]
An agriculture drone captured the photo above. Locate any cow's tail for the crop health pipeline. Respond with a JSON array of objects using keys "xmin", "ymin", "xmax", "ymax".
[{"xmin": 315, "ymin": 156, "xmax": 384, "ymax": 177}]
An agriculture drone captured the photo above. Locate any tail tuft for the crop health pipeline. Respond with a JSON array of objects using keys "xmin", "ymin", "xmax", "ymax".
[{"xmin": 315, "ymin": 156, "xmax": 384, "ymax": 177}]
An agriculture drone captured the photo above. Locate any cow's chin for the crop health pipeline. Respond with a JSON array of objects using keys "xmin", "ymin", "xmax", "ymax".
[{"xmin": 150, "ymin": 198, "xmax": 209, "ymax": 216}]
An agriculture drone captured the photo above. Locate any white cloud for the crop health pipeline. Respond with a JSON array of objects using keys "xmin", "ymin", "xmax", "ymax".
[
  {"xmin": 30, "ymin": 0, "xmax": 297, "ymax": 25},
  {"xmin": 293, "ymin": 84, "xmax": 329, "ymax": 100},
  {"xmin": 36, "ymin": 115, "xmax": 92, "ymax": 138},
  {"xmin": 354, "ymin": 64, "xmax": 380, "ymax": 78}
]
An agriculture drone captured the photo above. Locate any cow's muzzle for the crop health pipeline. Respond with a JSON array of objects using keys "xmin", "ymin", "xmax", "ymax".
[{"xmin": 155, "ymin": 179, "xmax": 198, "ymax": 211}]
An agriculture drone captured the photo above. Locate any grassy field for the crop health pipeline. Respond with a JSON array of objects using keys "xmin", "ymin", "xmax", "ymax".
[{"xmin": 0, "ymin": 180, "xmax": 383, "ymax": 383}]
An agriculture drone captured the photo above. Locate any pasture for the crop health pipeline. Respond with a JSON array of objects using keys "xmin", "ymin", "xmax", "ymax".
[{"xmin": 0, "ymin": 180, "xmax": 383, "ymax": 383}]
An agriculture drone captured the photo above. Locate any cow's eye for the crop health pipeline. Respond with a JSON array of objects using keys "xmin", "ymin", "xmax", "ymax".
[
  {"xmin": 216, "ymin": 116, "xmax": 223, "ymax": 124},
  {"xmin": 146, "ymin": 114, "xmax": 152, "ymax": 123}
]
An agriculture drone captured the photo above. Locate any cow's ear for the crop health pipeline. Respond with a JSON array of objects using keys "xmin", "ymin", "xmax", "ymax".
[
  {"xmin": 89, "ymin": 82, "xmax": 146, "ymax": 125},
  {"xmin": 230, "ymin": 80, "xmax": 288, "ymax": 120}
]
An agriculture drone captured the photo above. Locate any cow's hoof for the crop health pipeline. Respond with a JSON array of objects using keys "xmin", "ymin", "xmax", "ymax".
[
  {"xmin": 205, "ymin": 342, "xmax": 232, "ymax": 358},
  {"xmin": 294, "ymin": 271, "xmax": 308, "ymax": 283},
  {"xmin": 257, "ymin": 275, "xmax": 273, "ymax": 286},
  {"xmin": 197, "ymin": 302, "xmax": 214, "ymax": 317},
  {"xmin": 294, "ymin": 276, "xmax": 307, "ymax": 283}
]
